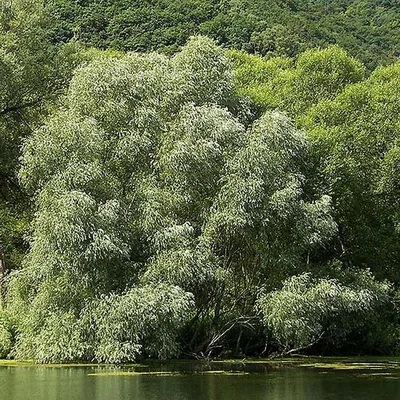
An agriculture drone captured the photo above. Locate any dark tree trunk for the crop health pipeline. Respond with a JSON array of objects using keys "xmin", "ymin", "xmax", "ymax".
[{"xmin": 0, "ymin": 249, "xmax": 6, "ymax": 307}]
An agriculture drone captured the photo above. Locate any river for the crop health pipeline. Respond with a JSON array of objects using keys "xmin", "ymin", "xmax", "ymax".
[{"xmin": 1, "ymin": 360, "xmax": 400, "ymax": 399}]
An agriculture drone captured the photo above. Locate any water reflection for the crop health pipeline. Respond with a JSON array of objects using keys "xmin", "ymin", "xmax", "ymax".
[{"xmin": 1, "ymin": 365, "xmax": 400, "ymax": 400}]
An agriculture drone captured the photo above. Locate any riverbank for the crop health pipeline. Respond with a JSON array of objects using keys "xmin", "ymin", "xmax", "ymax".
[{"xmin": 2, "ymin": 356, "xmax": 400, "ymax": 371}]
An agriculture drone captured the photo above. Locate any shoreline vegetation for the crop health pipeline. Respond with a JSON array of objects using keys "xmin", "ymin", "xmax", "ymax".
[
  {"xmin": 1, "ymin": 0, "xmax": 400, "ymax": 364},
  {"xmin": 2, "ymin": 357, "xmax": 400, "ymax": 372}
]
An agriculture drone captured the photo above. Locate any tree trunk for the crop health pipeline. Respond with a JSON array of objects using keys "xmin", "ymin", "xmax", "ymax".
[{"xmin": 0, "ymin": 249, "xmax": 6, "ymax": 308}]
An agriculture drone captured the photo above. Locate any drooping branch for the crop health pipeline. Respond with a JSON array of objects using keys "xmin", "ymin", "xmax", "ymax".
[
  {"xmin": 203, "ymin": 316, "xmax": 258, "ymax": 358},
  {"xmin": 271, "ymin": 331, "xmax": 326, "ymax": 358},
  {"xmin": 0, "ymin": 99, "xmax": 42, "ymax": 116}
]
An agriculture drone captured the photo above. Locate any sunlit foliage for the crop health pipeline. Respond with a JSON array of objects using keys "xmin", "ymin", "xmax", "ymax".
[{"xmin": 6, "ymin": 37, "xmax": 338, "ymax": 362}]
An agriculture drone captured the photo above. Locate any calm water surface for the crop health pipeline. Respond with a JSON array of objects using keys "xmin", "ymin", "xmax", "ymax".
[{"xmin": 1, "ymin": 362, "xmax": 400, "ymax": 400}]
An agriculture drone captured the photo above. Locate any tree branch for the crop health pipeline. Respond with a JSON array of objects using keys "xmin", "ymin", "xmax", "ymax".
[{"xmin": 0, "ymin": 99, "xmax": 42, "ymax": 116}]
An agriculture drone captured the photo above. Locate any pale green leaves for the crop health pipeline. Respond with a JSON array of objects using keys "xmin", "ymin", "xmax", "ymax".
[
  {"xmin": 172, "ymin": 36, "xmax": 235, "ymax": 107},
  {"xmin": 86, "ymin": 284, "xmax": 194, "ymax": 363},
  {"xmin": 258, "ymin": 271, "xmax": 390, "ymax": 351},
  {"xmin": 206, "ymin": 111, "xmax": 336, "ymax": 268},
  {"xmin": 11, "ymin": 36, "xmax": 338, "ymax": 362},
  {"xmin": 0, "ymin": 313, "xmax": 12, "ymax": 359}
]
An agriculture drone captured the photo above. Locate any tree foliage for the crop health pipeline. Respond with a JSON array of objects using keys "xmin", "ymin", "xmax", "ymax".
[
  {"xmin": 45, "ymin": 0, "xmax": 400, "ymax": 68},
  {"xmin": 258, "ymin": 271, "xmax": 390, "ymax": 354},
  {"xmin": 5, "ymin": 37, "xmax": 338, "ymax": 362},
  {"xmin": 304, "ymin": 62, "xmax": 400, "ymax": 282},
  {"xmin": 232, "ymin": 46, "xmax": 400, "ymax": 288},
  {"xmin": 0, "ymin": 0, "xmax": 399, "ymax": 361},
  {"xmin": 0, "ymin": 0, "xmax": 84, "ymax": 269},
  {"xmin": 230, "ymin": 46, "xmax": 366, "ymax": 117}
]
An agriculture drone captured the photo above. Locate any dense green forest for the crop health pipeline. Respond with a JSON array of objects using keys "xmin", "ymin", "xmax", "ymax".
[
  {"xmin": 46, "ymin": 0, "xmax": 400, "ymax": 69},
  {"xmin": 0, "ymin": 0, "xmax": 399, "ymax": 362}
]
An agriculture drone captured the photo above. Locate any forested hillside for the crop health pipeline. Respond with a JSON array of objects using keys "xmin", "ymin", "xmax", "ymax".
[
  {"xmin": 0, "ymin": 0, "xmax": 399, "ymax": 362},
  {"xmin": 46, "ymin": 0, "xmax": 400, "ymax": 68}
]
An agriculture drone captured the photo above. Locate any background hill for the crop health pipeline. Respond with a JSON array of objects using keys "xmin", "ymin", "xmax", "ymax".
[{"xmin": 46, "ymin": 0, "xmax": 399, "ymax": 69}]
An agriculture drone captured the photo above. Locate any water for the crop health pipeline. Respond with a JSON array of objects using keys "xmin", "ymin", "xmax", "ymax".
[{"xmin": 1, "ymin": 362, "xmax": 400, "ymax": 400}]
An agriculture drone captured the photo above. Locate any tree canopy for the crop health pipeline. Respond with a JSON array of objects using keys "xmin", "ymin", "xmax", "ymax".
[
  {"xmin": 4, "ymin": 37, "xmax": 344, "ymax": 362},
  {"xmin": 45, "ymin": 0, "xmax": 400, "ymax": 68},
  {"xmin": 0, "ymin": 0, "xmax": 399, "ymax": 362}
]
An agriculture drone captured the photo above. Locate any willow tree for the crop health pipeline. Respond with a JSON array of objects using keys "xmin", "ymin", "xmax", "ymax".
[
  {"xmin": 5, "ymin": 37, "xmax": 336, "ymax": 362},
  {"xmin": 258, "ymin": 271, "xmax": 390, "ymax": 356}
]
